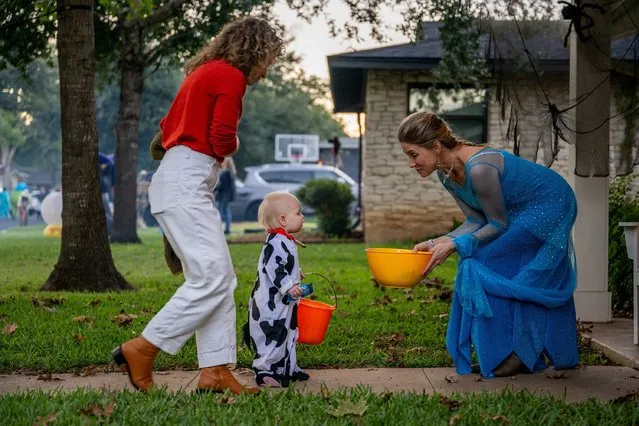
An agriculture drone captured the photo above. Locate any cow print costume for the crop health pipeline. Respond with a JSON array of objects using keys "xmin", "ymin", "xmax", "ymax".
[{"xmin": 244, "ymin": 232, "xmax": 308, "ymax": 387}]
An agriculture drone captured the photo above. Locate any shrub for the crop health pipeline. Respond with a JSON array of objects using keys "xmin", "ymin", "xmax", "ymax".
[
  {"xmin": 609, "ymin": 175, "xmax": 639, "ymax": 314},
  {"xmin": 297, "ymin": 179, "xmax": 355, "ymax": 237}
]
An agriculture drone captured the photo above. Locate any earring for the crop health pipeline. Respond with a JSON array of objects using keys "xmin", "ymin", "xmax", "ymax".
[{"xmin": 436, "ymin": 153, "xmax": 441, "ymax": 169}]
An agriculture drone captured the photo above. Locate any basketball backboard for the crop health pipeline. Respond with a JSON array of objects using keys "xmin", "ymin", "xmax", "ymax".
[{"xmin": 275, "ymin": 134, "xmax": 320, "ymax": 163}]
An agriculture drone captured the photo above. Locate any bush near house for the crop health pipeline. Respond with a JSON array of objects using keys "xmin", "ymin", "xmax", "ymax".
[
  {"xmin": 608, "ymin": 175, "xmax": 639, "ymax": 314},
  {"xmin": 297, "ymin": 179, "xmax": 355, "ymax": 237}
]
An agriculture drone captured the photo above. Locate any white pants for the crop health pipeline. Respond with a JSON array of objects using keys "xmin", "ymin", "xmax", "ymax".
[{"xmin": 143, "ymin": 145, "xmax": 237, "ymax": 368}]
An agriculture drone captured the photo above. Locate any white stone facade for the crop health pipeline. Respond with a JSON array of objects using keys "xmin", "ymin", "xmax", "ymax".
[{"xmin": 363, "ymin": 70, "xmax": 633, "ymax": 242}]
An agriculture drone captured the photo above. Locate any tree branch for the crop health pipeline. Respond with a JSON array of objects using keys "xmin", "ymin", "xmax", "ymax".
[
  {"xmin": 143, "ymin": 29, "xmax": 193, "ymax": 66},
  {"xmin": 140, "ymin": 0, "xmax": 193, "ymax": 29}
]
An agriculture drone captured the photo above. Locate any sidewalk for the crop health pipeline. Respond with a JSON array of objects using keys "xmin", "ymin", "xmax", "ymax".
[{"xmin": 1, "ymin": 366, "xmax": 638, "ymax": 402}]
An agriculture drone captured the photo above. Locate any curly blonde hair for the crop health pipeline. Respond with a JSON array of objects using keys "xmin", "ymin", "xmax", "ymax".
[{"xmin": 184, "ymin": 17, "xmax": 285, "ymax": 76}]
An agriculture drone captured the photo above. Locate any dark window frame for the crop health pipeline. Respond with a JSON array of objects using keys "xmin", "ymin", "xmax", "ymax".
[{"xmin": 406, "ymin": 83, "xmax": 489, "ymax": 144}]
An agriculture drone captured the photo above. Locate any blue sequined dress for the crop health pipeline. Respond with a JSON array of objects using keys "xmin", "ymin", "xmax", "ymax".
[{"xmin": 441, "ymin": 148, "xmax": 579, "ymax": 378}]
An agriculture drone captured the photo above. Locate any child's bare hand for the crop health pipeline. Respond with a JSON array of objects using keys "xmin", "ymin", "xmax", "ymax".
[{"xmin": 287, "ymin": 285, "xmax": 302, "ymax": 298}]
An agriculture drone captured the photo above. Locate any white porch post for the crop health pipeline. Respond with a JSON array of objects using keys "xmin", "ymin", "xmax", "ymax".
[{"xmin": 567, "ymin": 0, "xmax": 612, "ymax": 322}]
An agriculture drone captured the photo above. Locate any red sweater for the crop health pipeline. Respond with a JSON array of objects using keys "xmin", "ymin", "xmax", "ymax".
[{"xmin": 160, "ymin": 60, "xmax": 246, "ymax": 161}]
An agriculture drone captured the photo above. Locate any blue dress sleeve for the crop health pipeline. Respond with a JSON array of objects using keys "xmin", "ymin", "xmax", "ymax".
[
  {"xmin": 443, "ymin": 185, "xmax": 487, "ymax": 239},
  {"xmin": 453, "ymin": 162, "xmax": 509, "ymax": 259}
]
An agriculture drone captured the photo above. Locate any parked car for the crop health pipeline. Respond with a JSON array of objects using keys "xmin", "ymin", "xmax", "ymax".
[{"xmin": 230, "ymin": 163, "xmax": 359, "ymax": 222}]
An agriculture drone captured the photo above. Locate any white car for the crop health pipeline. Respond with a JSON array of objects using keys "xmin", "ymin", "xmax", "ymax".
[{"xmin": 231, "ymin": 163, "xmax": 359, "ymax": 221}]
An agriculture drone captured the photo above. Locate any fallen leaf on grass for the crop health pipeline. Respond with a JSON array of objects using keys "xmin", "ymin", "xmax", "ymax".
[
  {"xmin": 545, "ymin": 371, "xmax": 567, "ymax": 380},
  {"xmin": 444, "ymin": 374, "xmax": 458, "ymax": 383},
  {"xmin": 88, "ymin": 299, "xmax": 102, "ymax": 307},
  {"xmin": 371, "ymin": 295, "xmax": 394, "ymax": 306},
  {"xmin": 32, "ymin": 297, "xmax": 64, "ymax": 306},
  {"xmin": 78, "ymin": 403, "xmax": 115, "ymax": 417},
  {"xmin": 37, "ymin": 373, "xmax": 63, "ymax": 382},
  {"xmin": 72, "ymin": 315, "xmax": 94, "ymax": 324},
  {"xmin": 374, "ymin": 333, "xmax": 405, "ymax": 349},
  {"xmin": 217, "ymin": 396, "xmax": 236, "ymax": 405},
  {"xmin": 33, "ymin": 413, "xmax": 57, "ymax": 426},
  {"xmin": 448, "ymin": 414, "xmax": 462, "ymax": 425},
  {"xmin": 438, "ymin": 395, "xmax": 461, "ymax": 410},
  {"xmin": 2, "ymin": 322, "xmax": 17, "ymax": 335},
  {"xmin": 111, "ymin": 312, "xmax": 137, "ymax": 326},
  {"xmin": 492, "ymin": 415, "xmax": 511, "ymax": 424},
  {"xmin": 32, "ymin": 298, "xmax": 64, "ymax": 313},
  {"xmin": 327, "ymin": 398, "xmax": 367, "ymax": 417},
  {"xmin": 72, "ymin": 333, "xmax": 86, "ymax": 342}
]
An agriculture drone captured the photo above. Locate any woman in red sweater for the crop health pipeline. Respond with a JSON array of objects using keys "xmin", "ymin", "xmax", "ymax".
[{"xmin": 112, "ymin": 17, "xmax": 284, "ymax": 395}]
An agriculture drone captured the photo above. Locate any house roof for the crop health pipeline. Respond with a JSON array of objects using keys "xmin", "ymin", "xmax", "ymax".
[
  {"xmin": 328, "ymin": 21, "xmax": 639, "ymax": 113},
  {"xmin": 12, "ymin": 164, "xmax": 57, "ymax": 188}
]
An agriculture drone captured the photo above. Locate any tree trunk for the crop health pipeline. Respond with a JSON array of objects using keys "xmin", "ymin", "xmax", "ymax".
[
  {"xmin": 1, "ymin": 145, "xmax": 15, "ymax": 189},
  {"xmin": 42, "ymin": 0, "xmax": 133, "ymax": 291},
  {"xmin": 110, "ymin": 23, "xmax": 143, "ymax": 243}
]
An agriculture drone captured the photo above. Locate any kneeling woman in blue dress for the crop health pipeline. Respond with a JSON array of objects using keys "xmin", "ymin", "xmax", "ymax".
[{"xmin": 398, "ymin": 112, "xmax": 579, "ymax": 378}]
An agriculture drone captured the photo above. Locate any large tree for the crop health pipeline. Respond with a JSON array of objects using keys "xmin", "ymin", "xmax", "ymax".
[{"xmin": 42, "ymin": 0, "xmax": 132, "ymax": 291}]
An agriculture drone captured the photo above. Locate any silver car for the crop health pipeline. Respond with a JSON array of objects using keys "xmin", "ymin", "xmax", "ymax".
[{"xmin": 230, "ymin": 163, "xmax": 359, "ymax": 221}]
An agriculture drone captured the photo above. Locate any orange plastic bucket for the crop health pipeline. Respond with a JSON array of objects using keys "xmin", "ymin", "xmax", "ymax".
[{"xmin": 296, "ymin": 273, "xmax": 337, "ymax": 345}]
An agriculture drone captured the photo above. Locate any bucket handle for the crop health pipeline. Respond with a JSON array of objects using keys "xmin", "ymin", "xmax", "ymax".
[{"xmin": 304, "ymin": 272, "xmax": 337, "ymax": 310}]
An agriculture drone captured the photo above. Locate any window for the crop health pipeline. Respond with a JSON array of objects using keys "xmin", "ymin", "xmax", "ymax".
[
  {"xmin": 314, "ymin": 170, "xmax": 339, "ymax": 181},
  {"xmin": 259, "ymin": 170, "xmax": 314, "ymax": 184},
  {"xmin": 408, "ymin": 85, "xmax": 488, "ymax": 144}
]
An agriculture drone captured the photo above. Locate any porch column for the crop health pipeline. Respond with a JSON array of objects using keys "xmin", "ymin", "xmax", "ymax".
[{"xmin": 567, "ymin": 0, "xmax": 612, "ymax": 322}]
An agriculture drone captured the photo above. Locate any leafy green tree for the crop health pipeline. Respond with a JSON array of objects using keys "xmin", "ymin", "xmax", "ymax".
[
  {"xmin": 0, "ymin": 110, "xmax": 27, "ymax": 189},
  {"xmin": 0, "ymin": 60, "xmax": 63, "ymax": 185}
]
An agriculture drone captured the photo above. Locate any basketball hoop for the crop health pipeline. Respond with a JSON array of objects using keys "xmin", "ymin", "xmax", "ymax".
[{"xmin": 288, "ymin": 144, "xmax": 307, "ymax": 164}]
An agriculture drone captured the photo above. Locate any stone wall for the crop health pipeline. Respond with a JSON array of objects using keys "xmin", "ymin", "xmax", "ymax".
[{"xmin": 363, "ymin": 69, "xmax": 633, "ymax": 242}]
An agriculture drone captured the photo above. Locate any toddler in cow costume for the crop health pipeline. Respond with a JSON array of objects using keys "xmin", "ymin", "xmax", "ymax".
[{"xmin": 243, "ymin": 191, "xmax": 310, "ymax": 387}]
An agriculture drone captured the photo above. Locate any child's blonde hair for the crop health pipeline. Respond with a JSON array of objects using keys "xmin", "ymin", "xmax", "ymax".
[{"xmin": 258, "ymin": 191, "xmax": 301, "ymax": 230}]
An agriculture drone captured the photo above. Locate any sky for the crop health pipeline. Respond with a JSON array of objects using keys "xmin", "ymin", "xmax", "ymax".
[{"xmin": 273, "ymin": 1, "xmax": 409, "ymax": 136}]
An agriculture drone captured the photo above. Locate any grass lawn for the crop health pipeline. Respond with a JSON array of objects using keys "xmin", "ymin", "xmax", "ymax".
[
  {"xmin": 0, "ymin": 226, "xmax": 607, "ymax": 374},
  {"xmin": 1, "ymin": 387, "xmax": 638, "ymax": 425}
]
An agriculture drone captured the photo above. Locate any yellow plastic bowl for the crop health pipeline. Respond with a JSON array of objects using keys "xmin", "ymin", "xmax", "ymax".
[{"xmin": 365, "ymin": 248, "xmax": 432, "ymax": 288}]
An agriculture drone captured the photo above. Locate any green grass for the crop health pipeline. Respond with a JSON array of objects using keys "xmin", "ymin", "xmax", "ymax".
[
  {"xmin": 0, "ymin": 226, "xmax": 608, "ymax": 374},
  {"xmin": 1, "ymin": 387, "xmax": 638, "ymax": 425}
]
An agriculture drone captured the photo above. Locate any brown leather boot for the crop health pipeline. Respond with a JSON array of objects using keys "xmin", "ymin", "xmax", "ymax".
[
  {"xmin": 111, "ymin": 336, "xmax": 159, "ymax": 391},
  {"xmin": 196, "ymin": 365, "xmax": 261, "ymax": 395}
]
